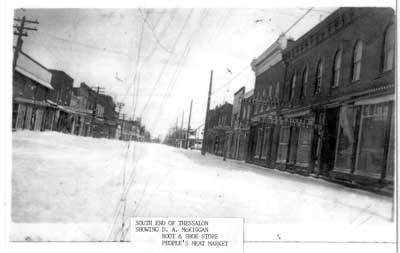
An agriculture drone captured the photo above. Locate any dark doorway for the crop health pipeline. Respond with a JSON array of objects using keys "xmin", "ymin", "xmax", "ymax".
[{"xmin": 320, "ymin": 107, "xmax": 340, "ymax": 176}]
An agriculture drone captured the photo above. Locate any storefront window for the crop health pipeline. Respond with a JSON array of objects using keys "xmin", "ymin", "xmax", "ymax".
[
  {"xmin": 254, "ymin": 128, "xmax": 263, "ymax": 158},
  {"xmin": 288, "ymin": 127, "xmax": 299, "ymax": 164},
  {"xmin": 261, "ymin": 127, "xmax": 270, "ymax": 159},
  {"xmin": 334, "ymin": 105, "xmax": 357, "ymax": 172},
  {"xmin": 355, "ymin": 102, "xmax": 391, "ymax": 178},
  {"xmin": 296, "ymin": 127, "xmax": 313, "ymax": 166},
  {"xmin": 386, "ymin": 107, "xmax": 394, "ymax": 180},
  {"xmin": 277, "ymin": 126, "xmax": 290, "ymax": 162}
]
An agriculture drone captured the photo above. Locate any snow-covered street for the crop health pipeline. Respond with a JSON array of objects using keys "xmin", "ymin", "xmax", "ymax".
[{"xmin": 11, "ymin": 131, "xmax": 394, "ymax": 242}]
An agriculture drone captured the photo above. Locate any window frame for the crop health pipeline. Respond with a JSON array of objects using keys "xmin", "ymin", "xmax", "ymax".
[
  {"xmin": 300, "ymin": 66, "xmax": 308, "ymax": 99},
  {"xmin": 289, "ymin": 72, "xmax": 296, "ymax": 100},
  {"xmin": 382, "ymin": 24, "xmax": 395, "ymax": 72},
  {"xmin": 314, "ymin": 59, "xmax": 323, "ymax": 94},
  {"xmin": 351, "ymin": 40, "xmax": 363, "ymax": 82},
  {"xmin": 331, "ymin": 49, "xmax": 342, "ymax": 88}
]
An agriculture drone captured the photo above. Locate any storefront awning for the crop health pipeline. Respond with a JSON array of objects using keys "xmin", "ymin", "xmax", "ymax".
[
  {"xmin": 15, "ymin": 67, "xmax": 53, "ymax": 90},
  {"xmin": 281, "ymin": 108, "xmax": 311, "ymax": 118},
  {"xmin": 14, "ymin": 97, "xmax": 49, "ymax": 107},
  {"xmin": 354, "ymin": 94, "xmax": 395, "ymax": 106}
]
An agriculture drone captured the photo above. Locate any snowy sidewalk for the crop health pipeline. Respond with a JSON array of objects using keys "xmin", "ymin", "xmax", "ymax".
[{"xmin": 10, "ymin": 131, "xmax": 394, "ymax": 242}]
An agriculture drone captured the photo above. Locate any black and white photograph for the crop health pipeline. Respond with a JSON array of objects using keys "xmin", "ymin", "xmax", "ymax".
[{"xmin": 2, "ymin": 0, "xmax": 397, "ymax": 252}]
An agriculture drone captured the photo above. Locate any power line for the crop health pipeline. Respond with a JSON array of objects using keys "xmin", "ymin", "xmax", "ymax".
[
  {"xmin": 283, "ymin": 7, "xmax": 313, "ymax": 35},
  {"xmin": 139, "ymin": 8, "xmax": 174, "ymax": 54},
  {"xmin": 148, "ymin": 9, "xmax": 209, "ymax": 132},
  {"xmin": 37, "ymin": 30, "xmax": 128, "ymax": 56},
  {"xmin": 211, "ymin": 64, "xmax": 250, "ymax": 95},
  {"xmin": 140, "ymin": 9, "xmax": 194, "ymax": 117},
  {"xmin": 119, "ymin": 10, "xmax": 177, "ymax": 108}
]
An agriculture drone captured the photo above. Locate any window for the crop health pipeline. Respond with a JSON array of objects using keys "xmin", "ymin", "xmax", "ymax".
[
  {"xmin": 261, "ymin": 127, "xmax": 270, "ymax": 159},
  {"xmin": 300, "ymin": 67, "xmax": 308, "ymax": 98},
  {"xmin": 288, "ymin": 127, "xmax": 299, "ymax": 164},
  {"xmin": 383, "ymin": 24, "xmax": 395, "ymax": 71},
  {"xmin": 332, "ymin": 50, "xmax": 342, "ymax": 87},
  {"xmin": 296, "ymin": 127, "xmax": 313, "ymax": 166},
  {"xmin": 277, "ymin": 126, "xmax": 290, "ymax": 162},
  {"xmin": 352, "ymin": 41, "xmax": 363, "ymax": 81},
  {"xmin": 355, "ymin": 102, "xmax": 392, "ymax": 178},
  {"xmin": 334, "ymin": 105, "xmax": 358, "ymax": 172},
  {"xmin": 314, "ymin": 60, "xmax": 323, "ymax": 94},
  {"xmin": 275, "ymin": 82, "xmax": 280, "ymax": 98},
  {"xmin": 254, "ymin": 127, "xmax": 263, "ymax": 158},
  {"xmin": 289, "ymin": 73, "xmax": 296, "ymax": 100}
]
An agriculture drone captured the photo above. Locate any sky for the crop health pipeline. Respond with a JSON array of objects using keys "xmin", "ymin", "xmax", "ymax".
[{"xmin": 14, "ymin": 7, "xmax": 338, "ymax": 138}]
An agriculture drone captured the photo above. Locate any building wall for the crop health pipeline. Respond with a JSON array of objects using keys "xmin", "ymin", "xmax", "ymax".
[
  {"xmin": 49, "ymin": 70, "xmax": 73, "ymax": 106},
  {"xmin": 282, "ymin": 7, "xmax": 395, "ymax": 107},
  {"xmin": 13, "ymin": 71, "xmax": 50, "ymax": 101},
  {"xmin": 272, "ymin": 7, "xmax": 395, "ymax": 192}
]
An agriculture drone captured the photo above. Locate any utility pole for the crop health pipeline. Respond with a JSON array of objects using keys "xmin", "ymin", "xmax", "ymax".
[
  {"xmin": 121, "ymin": 113, "xmax": 126, "ymax": 140},
  {"xmin": 186, "ymin": 100, "xmax": 193, "ymax": 149},
  {"xmin": 13, "ymin": 16, "xmax": 39, "ymax": 71},
  {"xmin": 116, "ymin": 102, "xmax": 125, "ymax": 139},
  {"xmin": 201, "ymin": 70, "xmax": 213, "ymax": 155},
  {"xmin": 175, "ymin": 116, "xmax": 178, "ymax": 147},
  {"xmin": 90, "ymin": 86, "xmax": 105, "ymax": 137},
  {"xmin": 180, "ymin": 110, "xmax": 184, "ymax": 148}
]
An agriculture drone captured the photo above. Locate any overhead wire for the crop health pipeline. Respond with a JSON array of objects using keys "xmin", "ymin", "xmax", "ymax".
[{"xmin": 139, "ymin": 9, "xmax": 194, "ymax": 117}]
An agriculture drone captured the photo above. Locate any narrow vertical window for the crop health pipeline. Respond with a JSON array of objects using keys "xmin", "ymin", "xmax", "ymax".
[
  {"xmin": 332, "ymin": 50, "xmax": 342, "ymax": 87},
  {"xmin": 314, "ymin": 60, "xmax": 323, "ymax": 94},
  {"xmin": 289, "ymin": 73, "xmax": 296, "ymax": 100},
  {"xmin": 300, "ymin": 67, "xmax": 308, "ymax": 98},
  {"xmin": 383, "ymin": 24, "xmax": 395, "ymax": 71},
  {"xmin": 352, "ymin": 41, "xmax": 363, "ymax": 81},
  {"xmin": 275, "ymin": 82, "xmax": 280, "ymax": 98}
]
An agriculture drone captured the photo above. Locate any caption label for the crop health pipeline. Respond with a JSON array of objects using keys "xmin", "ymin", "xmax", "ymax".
[{"xmin": 131, "ymin": 217, "xmax": 243, "ymax": 253}]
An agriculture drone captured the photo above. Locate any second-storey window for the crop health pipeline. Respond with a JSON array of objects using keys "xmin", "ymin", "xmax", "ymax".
[
  {"xmin": 300, "ymin": 67, "xmax": 308, "ymax": 98},
  {"xmin": 352, "ymin": 41, "xmax": 363, "ymax": 81},
  {"xmin": 332, "ymin": 50, "xmax": 342, "ymax": 88},
  {"xmin": 275, "ymin": 81, "xmax": 280, "ymax": 99},
  {"xmin": 383, "ymin": 24, "xmax": 395, "ymax": 72},
  {"xmin": 289, "ymin": 73, "xmax": 296, "ymax": 100},
  {"xmin": 314, "ymin": 60, "xmax": 323, "ymax": 94}
]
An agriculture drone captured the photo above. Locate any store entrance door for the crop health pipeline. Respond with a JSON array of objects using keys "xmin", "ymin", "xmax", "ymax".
[{"xmin": 320, "ymin": 107, "xmax": 340, "ymax": 176}]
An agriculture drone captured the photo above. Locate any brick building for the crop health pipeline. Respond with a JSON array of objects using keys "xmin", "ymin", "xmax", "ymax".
[
  {"xmin": 203, "ymin": 102, "xmax": 233, "ymax": 157},
  {"xmin": 227, "ymin": 86, "xmax": 245, "ymax": 160},
  {"xmin": 238, "ymin": 89, "xmax": 254, "ymax": 161},
  {"xmin": 12, "ymin": 51, "xmax": 55, "ymax": 131},
  {"xmin": 248, "ymin": 34, "xmax": 288, "ymax": 168},
  {"xmin": 93, "ymin": 94, "xmax": 118, "ymax": 138},
  {"xmin": 48, "ymin": 69, "xmax": 73, "ymax": 106},
  {"xmin": 249, "ymin": 7, "xmax": 395, "ymax": 193},
  {"xmin": 70, "ymin": 83, "xmax": 97, "ymax": 136}
]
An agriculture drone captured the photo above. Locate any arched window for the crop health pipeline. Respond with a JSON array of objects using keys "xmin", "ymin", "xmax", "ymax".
[
  {"xmin": 300, "ymin": 67, "xmax": 308, "ymax": 98},
  {"xmin": 383, "ymin": 24, "xmax": 395, "ymax": 71},
  {"xmin": 332, "ymin": 50, "xmax": 342, "ymax": 87},
  {"xmin": 268, "ymin": 85, "xmax": 273, "ymax": 97},
  {"xmin": 314, "ymin": 60, "xmax": 323, "ymax": 94},
  {"xmin": 289, "ymin": 73, "xmax": 296, "ymax": 100},
  {"xmin": 352, "ymin": 41, "xmax": 363, "ymax": 81},
  {"xmin": 275, "ymin": 81, "xmax": 280, "ymax": 98}
]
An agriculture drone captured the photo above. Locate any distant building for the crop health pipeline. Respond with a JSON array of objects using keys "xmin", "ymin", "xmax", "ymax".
[
  {"xmin": 227, "ymin": 86, "xmax": 246, "ymax": 160},
  {"xmin": 248, "ymin": 34, "xmax": 288, "ymax": 168},
  {"xmin": 203, "ymin": 102, "xmax": 233, "ymax": 156},
  {"xmin": 48, "ymin": 69, "xmax": 73, "ymax": 106}
]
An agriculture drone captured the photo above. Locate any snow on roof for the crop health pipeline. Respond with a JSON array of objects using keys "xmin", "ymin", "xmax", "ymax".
[{"xmin": 16, "ymin": 52, "xmax": 53, "ymax": 90}]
